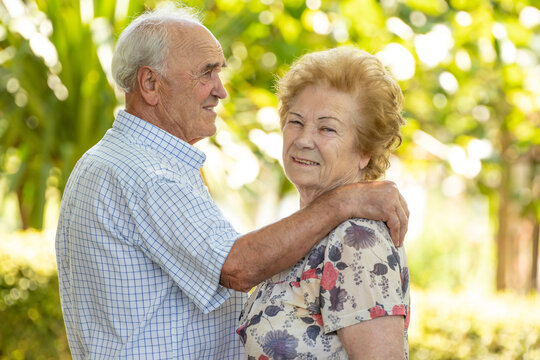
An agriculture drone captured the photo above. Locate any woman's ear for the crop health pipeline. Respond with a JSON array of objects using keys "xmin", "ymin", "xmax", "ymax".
[
  {"xmin": 137, "ymin": 66, "xmax": 161, "ymax": 106},
  {"xmin": 358, "ymin": 155, "xmax": 370, "ymax": 170}
]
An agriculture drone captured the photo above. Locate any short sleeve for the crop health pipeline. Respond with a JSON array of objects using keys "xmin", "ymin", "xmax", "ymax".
[
  {"xmin": 320, "ymin": 218, "xmax": 409, "ymax": 334},
  {"xmin": 132, "ymin": 177, "xmax": 240, "ymax": 314}
]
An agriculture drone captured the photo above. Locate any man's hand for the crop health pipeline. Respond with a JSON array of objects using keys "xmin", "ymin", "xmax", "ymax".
[{"xmin": 330, "ymin": 181, "xmax": 409, "ymax": 247}]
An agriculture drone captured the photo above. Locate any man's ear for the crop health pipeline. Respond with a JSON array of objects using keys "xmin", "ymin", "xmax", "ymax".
[{"xmin": 137, "ymin": 66, "xmax": 161, "ymax": 106}]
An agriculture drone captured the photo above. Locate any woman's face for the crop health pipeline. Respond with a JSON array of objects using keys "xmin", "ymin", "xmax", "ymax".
[{"xmin": 282, "ymin": 84, "xmax": 370, "ymax": 198}]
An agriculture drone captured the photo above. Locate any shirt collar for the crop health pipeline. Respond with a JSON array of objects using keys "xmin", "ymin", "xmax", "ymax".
[{"xmin": 113, "ymin": 109, "xmax": 206, "ymax": 170}]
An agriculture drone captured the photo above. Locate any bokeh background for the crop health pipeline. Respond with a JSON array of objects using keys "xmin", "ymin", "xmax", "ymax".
[{"xmin": 1, "ymin": 0, "xmax": 539, "ymax": 358}]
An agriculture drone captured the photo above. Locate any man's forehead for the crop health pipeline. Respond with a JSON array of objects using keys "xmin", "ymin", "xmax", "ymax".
[
  {"xmin": 168, "ymin": 22, "xmax": 225, "ymax": 65},
  {"xmin": 170, "ymin": 22, "xmax": 220, "ymax": 50}
]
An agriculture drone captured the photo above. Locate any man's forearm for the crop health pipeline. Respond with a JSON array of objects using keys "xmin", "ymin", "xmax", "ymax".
[{"xmin": 220, "ymin": 188, "xmax": 347, "ymax": 292}]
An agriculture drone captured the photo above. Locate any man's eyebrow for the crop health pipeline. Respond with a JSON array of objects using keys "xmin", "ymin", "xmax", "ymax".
[{"xmin": 202, "ymin": 61, "xmax": 227, "ymax": 72}]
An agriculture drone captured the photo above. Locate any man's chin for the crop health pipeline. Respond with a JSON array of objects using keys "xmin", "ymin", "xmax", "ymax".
[{"xmin": 188, "ymin": 127, "xmax": 216, "ymax": 145}]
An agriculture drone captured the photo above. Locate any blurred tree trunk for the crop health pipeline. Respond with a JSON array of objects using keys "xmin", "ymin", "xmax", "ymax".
[
  {"xmin": 533, "ymin": 224, "xmax": 539, "ymax": 290},
  {"xmin": 496, "ymin": 131, "xmax": 539, "ymax": 292}
]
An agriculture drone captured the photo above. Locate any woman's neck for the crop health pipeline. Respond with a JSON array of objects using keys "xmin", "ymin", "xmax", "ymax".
[
  {"xmin": 298, "ymin": 188, "xmax": 324, "ymax": 209},
  {"xmin": 297, "ymin": 174, "xmax": 365, "ymax": 209}
]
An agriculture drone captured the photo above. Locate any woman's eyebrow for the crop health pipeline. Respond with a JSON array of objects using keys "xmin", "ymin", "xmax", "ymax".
[
  {"xmin": 289, "ymin": 111, "xmax": 344, "ymax": 123},
  {"xmin": 288, "ymin": 111, "xmax": 303, "ymax": 118},
  {"xmin": 318, "ymin": 115, "xmax": 344, "ymax": 123}
]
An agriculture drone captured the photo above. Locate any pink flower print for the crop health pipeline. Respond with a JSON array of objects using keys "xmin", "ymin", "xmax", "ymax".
[
  {"xmin": 369, "ymin": 305, "xmax": 387, "ymax": 319},
  {"xmin": 300, "ymin": 268, "xmax": 318, "ymax": 280},
  {"xmin": 392, "ymin": 304, "xmax": 406, "ymax": 316},
  {"xmin": 321, "ymin": 262, "xmax": 338, "ymax": 291},
  {"xmin": 405, "ymin": 306, "xmax": 411, "ymax": 329},
  {"xmin": 312, "ymin": 313, "xmax": 324, "ymax": 326},
  {"xmin": 236, "ymin": 323, "xmax": 247, "ymax": 343}
]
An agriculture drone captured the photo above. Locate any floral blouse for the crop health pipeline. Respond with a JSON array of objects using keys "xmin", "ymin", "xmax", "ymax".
[{"xmin": 237, "ymin": 218, "xmax": 410, "ymax": 360}]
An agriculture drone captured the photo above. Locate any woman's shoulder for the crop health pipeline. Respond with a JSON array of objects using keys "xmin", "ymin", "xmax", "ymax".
[{"xmin": 329, "ymin": 218, "xmax": 392, "ymax": 249}]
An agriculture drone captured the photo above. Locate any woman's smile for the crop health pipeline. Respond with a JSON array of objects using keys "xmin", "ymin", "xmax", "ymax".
[{"xmin": 292, "ymin": 156, "xmax": 320, "ymax": 166}]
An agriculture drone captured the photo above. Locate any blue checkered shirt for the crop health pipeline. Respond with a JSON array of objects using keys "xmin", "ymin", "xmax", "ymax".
[{"xmin": 56, "ymin": 110, "xmax": 246, "ymax": 359}]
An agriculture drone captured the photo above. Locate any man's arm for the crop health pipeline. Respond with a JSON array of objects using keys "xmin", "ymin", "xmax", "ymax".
[{"xmin": 220, "ymin": 181, "xmax": 408, "ymax": 292}]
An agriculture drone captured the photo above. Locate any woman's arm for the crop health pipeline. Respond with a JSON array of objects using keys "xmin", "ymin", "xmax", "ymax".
[
  {"xmin": 318, "ymin": 218, "xmax": 410, "ymax": 359},
  {"xmin": 338, "ymin": 316, "xmax": 405, "ymax": 360}
]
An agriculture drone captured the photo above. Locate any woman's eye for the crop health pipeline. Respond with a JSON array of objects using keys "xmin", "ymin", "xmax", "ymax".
[
  {"xmin": 322, "ymin": 127, "xmax": 336, "ymax": 133},
  {"xmin": 289, "ymin": 120, "xmax": 303, "ymax": 126}
]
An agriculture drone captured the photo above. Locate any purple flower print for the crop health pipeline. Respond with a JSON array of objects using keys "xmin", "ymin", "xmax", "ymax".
[
  {"xmin": 371, "ymin": 263, "xmax": 388, "ymax": 275},
  {"xmin": 262, "ymin": 330, "xmax": 299, "ymax": 360},
  {"xmin": 328, "ymin": 286, "xmax": 348, "ymax": 312},
  {"xmin": 344, "ymin": 222, "xmax": 377, "ymax": 250},
  {"xmin": 307, "ymin": 245, "xmax": 326, "ymax": 268},
  {"xmin": 401, "ymin": 267, "xmax": 409, "ymax": 295},
  {"xmin": 387, "ymin": 246, "xmax": 400, "ymax": 271}
]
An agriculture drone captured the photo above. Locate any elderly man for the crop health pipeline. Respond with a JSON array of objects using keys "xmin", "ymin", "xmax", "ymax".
[{"xmin": 56, "ymin": 5, "xmax": 409, "ymax": 359}]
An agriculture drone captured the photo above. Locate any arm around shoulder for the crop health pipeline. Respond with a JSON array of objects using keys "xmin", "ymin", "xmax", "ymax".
[
  {"xmin": 220, "ymin": 186, "xmax": 350, "ymax": 292},
  {"xmin": 220, "ymin": 180, "xmax": 409, "ymax": 292}
]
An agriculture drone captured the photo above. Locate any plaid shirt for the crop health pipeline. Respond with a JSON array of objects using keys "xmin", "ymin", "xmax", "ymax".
[{"xmin": 56, "ymin": 110, "xmax": 246, "ymax": 359}]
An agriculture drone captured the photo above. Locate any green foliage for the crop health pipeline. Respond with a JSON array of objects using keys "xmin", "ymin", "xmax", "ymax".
[
  {"xmin": 0, "ymin": 273, "xmax": 70, "ymax": 360},
  {"xmin": 406, "ymin": 191, "xmax": 495, "ymax": 291},
  {"xmin": 1, "ymin": 0, "xmax": 538, "ymax": 234},
  {"xmin": 0, "ymin": 231, "xmax": 69, "ymax": 359},
  {"xmin": 410, "ymin": 289, "xmax": 540, "ymax": 359},
  {"xmin": 0, "ymin": 0, "xmax": 148, "ymax": 229}
]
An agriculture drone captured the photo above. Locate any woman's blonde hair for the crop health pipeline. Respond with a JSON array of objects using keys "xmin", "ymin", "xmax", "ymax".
[{"xmin": 277, "ymin": 47, "xmax": 405, "ymax": 180}]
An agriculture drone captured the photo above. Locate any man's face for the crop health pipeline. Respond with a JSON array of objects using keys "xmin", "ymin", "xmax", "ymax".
[{"xmin": 158, "ymin": 23, "xmax": 227, "ymax": 144}]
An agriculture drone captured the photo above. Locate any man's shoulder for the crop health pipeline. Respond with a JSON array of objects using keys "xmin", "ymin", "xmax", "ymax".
[
  {"xmin": 68, "ymin": 133, "xmax": 158, "ymax": 192},
  {"xmin": 94, "ymin": 129, "xmax": 172, "ymax": 171},
  {"xmin": 75, "ymin": 130, "xmax": 199, "ymax": 194}
]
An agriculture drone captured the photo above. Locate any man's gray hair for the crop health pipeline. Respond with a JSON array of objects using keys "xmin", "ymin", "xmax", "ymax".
[{"xmin": 111, "ymin": 4, "xmax": 202, "ymax": 93}]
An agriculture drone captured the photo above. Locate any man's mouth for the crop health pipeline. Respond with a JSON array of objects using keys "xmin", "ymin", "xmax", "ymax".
[
  {"xmin": 292, "ymin": 156, "xmax": 319, "ymax": 166},
  {"xmin": 203, "ymin": 104, "xmax": 218, "ymax": 113}
]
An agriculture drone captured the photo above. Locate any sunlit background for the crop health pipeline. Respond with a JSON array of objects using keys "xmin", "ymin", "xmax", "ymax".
[{"xmin": 0, "ymin": 0, "xmax": 539, "ymax": 359}]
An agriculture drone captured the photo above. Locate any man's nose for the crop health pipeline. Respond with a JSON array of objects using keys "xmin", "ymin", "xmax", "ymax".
[{"xmin": 212, "ymin": 76, "xmax": 227, "ymax": 99}]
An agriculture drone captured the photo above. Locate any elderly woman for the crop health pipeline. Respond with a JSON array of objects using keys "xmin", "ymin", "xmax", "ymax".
[{"xmin": 237, "ymin": 47, "xmax": 410, "ymax": 359}]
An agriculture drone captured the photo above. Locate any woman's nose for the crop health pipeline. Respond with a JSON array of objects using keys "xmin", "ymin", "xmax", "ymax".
[{"xmin": 294, "ymin": 128, "xmax": 315, "ymax": 149}]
